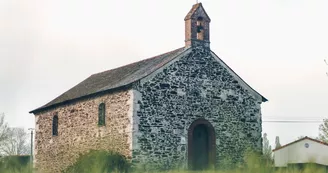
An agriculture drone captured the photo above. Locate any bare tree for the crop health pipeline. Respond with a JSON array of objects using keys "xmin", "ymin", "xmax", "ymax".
[
  {"xmin": 0, "ymin": 114, "xmax": 30, "ymax": 155},
  {"xmin": 0, "ymin": 127, "xmax": 30, "ymax": 155},
  {"xmin": 0, "ymin": 113, "xmax": 9, "ymax": 145},
  {"xmin": 319, "ymin": 119, "xmax": 328, "ymax": 143},
  {"xmin": 317, "ymin": 60, "xmax": 328, "ymax": 141}
]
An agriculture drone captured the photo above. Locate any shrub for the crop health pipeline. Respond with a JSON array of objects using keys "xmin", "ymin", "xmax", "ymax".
[
  {"xmin": 63, "ymin": 150, "xmax": 131, "ymax": 173},
  {"xmin": 0, "ymin": 156, "xmax": 32, "ymax": 173}
]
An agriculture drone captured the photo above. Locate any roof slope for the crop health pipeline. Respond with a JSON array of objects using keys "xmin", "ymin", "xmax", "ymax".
[
  {"xmin": 30, "ymin": 47, "xmax": 186, "ymax": 113},
  {"xmin": 31, "ymin": 46, "xmax": 268, "ymax": 114},
  {"xmin": 273, "ymin": 136, "xmax": 328, "ymax": 152}
]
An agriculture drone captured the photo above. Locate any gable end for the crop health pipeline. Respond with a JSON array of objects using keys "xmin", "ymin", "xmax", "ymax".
[{"xmin": 210, "ymin": 51, "xmax": 268, "ymax": 103}]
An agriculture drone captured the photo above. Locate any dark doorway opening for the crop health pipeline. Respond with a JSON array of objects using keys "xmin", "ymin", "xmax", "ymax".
[
  {"xmin": 188, "ymin": 118, "xmax": 216, "ymax": 170},
  {"xmin": 192, "ymin": 124, "xmax": 209, "ymax": 169}
]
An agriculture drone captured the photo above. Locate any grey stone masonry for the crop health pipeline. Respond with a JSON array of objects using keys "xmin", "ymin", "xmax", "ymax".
[{"xmin": 132, "ymin": 46, "xmax": 263, "ymax": 169}]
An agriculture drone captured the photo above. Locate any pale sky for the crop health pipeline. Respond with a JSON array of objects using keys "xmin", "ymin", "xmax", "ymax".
[{"xmin": 1, "ymin": 0, "xmax": 328, "ymax": 147}]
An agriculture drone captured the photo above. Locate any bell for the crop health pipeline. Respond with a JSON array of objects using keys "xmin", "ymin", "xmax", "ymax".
[{"xmin": 197, "ymin": 25, "xmax": 203, "ymax": 33}]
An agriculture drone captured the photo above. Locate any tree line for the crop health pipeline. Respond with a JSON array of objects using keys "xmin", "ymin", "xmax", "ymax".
[{"xmin": 0, "ymin": 113, "xmax": 30, "ymax": 156}]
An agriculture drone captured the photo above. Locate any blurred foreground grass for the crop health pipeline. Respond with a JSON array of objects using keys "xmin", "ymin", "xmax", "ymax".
[
  {"xmin": 0, "ymin": 163, "xmax": 327, "ymax": 173},
  {"xmin": 1, "ymin": 150, "xmax": 327, "ymax": 173}
]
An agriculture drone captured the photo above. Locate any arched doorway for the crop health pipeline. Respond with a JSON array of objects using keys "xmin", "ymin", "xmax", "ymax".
[{"xmin": 188, "ymin": 118, "xmax": 215, "ymax": 170}]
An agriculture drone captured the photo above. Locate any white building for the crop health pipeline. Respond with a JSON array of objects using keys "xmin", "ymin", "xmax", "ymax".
[{"xmin": 273, "ymin": 136, "xmax": 328, "ymax": 167}]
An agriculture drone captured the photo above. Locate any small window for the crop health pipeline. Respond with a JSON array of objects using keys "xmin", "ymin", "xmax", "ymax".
[
  {"xmin": 52, "ymin": 114, "xmax": 58, "ymax": 136},
  {"xmin": 98, "ymin": 103, "xmax": 106, "ymax": 126}
]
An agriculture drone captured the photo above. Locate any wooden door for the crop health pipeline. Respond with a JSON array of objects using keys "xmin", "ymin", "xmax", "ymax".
[{"xmin": 192, "ymin": 124, "xmax": 209, "ymax": 170}]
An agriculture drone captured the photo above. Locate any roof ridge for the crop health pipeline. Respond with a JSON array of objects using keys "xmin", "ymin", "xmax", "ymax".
[
  {"xmin": 130, "ymin": 47, "xmax": 190, "ymax": 85},
  {"xmin": 272, "ymin": 136, "xmax": 328, "ymax": 152},
  {"xmin": 96, "ymin": 47, "xmax": 187, "ymax": 92},
  {"xmin": 91, "ymin": 47, "xmax": 184, "ymax": 77},
  {"xmin": 30, "ymin": 47, "xmax": 185, "ymax": 114}
]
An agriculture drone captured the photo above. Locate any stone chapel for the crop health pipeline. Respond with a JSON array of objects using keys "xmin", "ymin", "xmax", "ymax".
[{"xmin": 30, "ymin": 3, "xmax": 267, "ymax": 172}]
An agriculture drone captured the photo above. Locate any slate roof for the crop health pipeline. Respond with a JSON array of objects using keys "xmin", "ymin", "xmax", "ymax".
[
  {"xmin": 30, "ymin": 47, "xmax": 187, "ymax": 113},
  {"xmin": 30, "ymin": 47, "xmax": 268, "ymax": 114}
]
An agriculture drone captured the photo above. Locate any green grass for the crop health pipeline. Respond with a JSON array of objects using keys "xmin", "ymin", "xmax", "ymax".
[
  {"xmin": 0, "ymin": 163, "xmax": 327, "ymax": 173},
  {"xmin": 1, "ymin": 151, "xmax": 327, "ymax": 173},
  {"xmin": 0, "ymin": 157, "xmax": 32, "ymax": 173}
]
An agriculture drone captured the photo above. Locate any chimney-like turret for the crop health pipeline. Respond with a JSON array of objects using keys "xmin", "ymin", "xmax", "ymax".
[{"xmin": 184, "ymin": 3, "xmax": 211, "ymax": 48}]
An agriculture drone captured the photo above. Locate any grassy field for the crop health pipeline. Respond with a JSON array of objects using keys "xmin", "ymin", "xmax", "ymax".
[
  {"xmin": 0, "ymin": 164, "xmax": 327, "ymax": 173},
  {"xmin": 2, "ymin": 167, "xmax": 327, "ymax": 173},
  {"xmin": 1, "ymin": 151, "xmax": 327, "ymax": 173}
]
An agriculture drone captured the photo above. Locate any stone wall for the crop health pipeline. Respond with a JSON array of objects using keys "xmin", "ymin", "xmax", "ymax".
[
  {"xmin": 132, "ymin": 46, "xmax": 263, "ymax": 169},
  {"xmin": 34, "ymin": 89, "xmax": 132, "ymax": 173}
]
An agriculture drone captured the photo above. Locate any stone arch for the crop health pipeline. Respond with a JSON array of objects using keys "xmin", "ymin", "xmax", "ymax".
[{"xmin": 188, "ymin": 118, "xmax": 216, "ymax": 170}]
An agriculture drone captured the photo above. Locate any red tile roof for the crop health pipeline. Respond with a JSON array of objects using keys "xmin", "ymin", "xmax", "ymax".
[{"xmin": 272, "ymin": 136, "xmax": 328, "ymax": 152}]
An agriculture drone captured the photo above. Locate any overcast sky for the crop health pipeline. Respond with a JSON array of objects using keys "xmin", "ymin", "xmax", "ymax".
[{"xmin": 1, "ymin": 0, "xmax": 328, "ymax": 147}]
